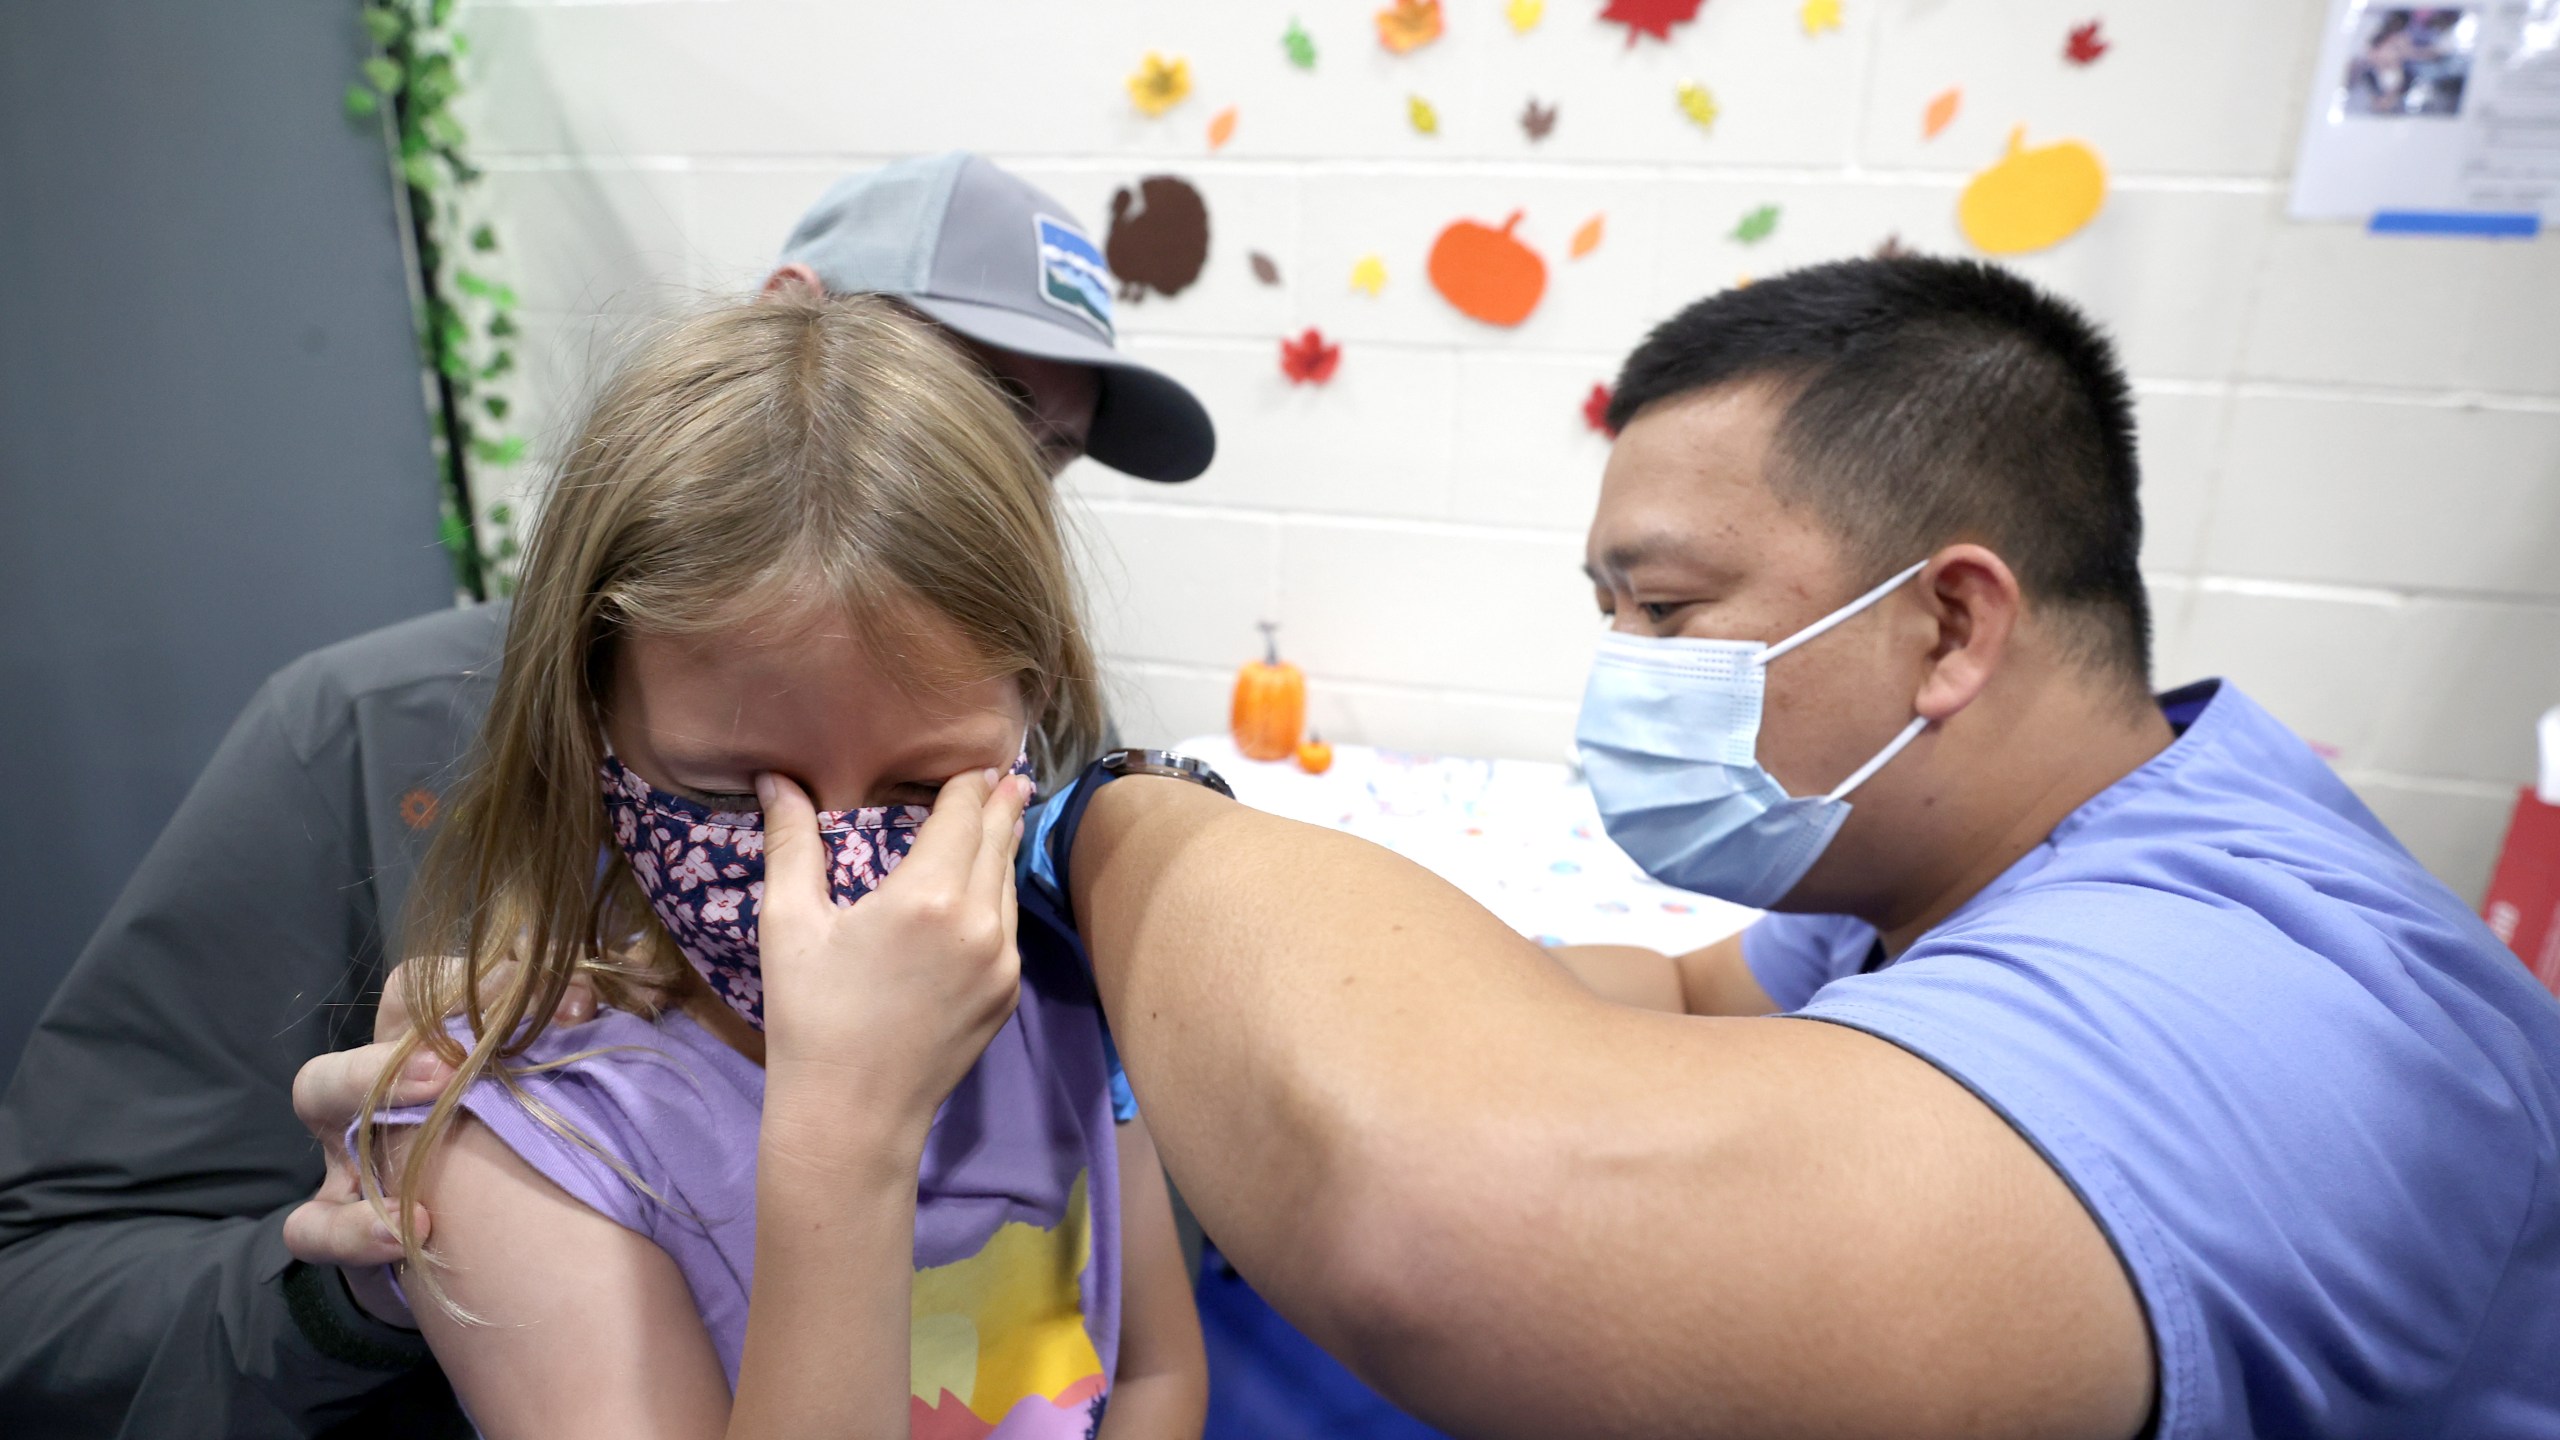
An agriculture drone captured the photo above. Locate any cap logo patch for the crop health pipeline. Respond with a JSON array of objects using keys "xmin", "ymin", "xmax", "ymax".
[{"xmin": 1034, "ymin": 215, "xmax": 1116, "ymax": 340}]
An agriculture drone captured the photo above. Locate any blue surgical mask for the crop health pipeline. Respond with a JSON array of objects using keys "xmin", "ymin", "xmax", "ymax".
[{"xmin": 1576, "ymin": 561, "xmax": 1929, "ymax": 908}]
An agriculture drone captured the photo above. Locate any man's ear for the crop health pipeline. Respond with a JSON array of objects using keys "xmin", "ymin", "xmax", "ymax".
[
  {"xmin": 761, "ymin": 263, "xmax": 824, "ymax": 299},
  {"xmin": 1912, "ymin": 544, "xmax": 2020, "ymax": 724}
]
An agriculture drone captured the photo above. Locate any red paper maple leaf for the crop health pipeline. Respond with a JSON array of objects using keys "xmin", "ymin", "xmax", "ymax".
[
  {"xmin": 2064, "ymin": 20, "xmax": 2108, "ymax": 65},
  {"xmin": 1600, "ymin": 0, "xmax": 1706, "ymax": 47},
  {"xmin": 1582, "ymin": 382, "xmax": 1617, "ymax": 436},
  {"xmin": 1281, "ymin": 328, "xmax": 1342, "ymax": 385}
]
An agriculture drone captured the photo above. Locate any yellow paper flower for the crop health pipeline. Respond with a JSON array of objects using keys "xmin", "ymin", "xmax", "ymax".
[
  {"xmin": 1350, "ymin": 254, "xmax": 1388, "ymax": 295},
  {"xmin": 1676, "ymin": 80, "xmax": 1719, "ymax": 131},
  {"xmin": 1408, "ymin": 94, "xmax": 1440, "ymax": 135},
  {"xmin": 1800, "ymin": 0, "xmax": 1843, "ymax": 35},
  {"xmin": 1506, "ymin": 0, "xmax": 1545, "ymax": 33},
  {"xmin": 1128, "ymin": 53, "xmax": 1192, "ymax": 117}
]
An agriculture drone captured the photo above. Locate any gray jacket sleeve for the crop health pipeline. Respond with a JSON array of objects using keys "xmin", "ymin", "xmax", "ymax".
[{"xmin": 0, "ymin": 606, "xmax": 501, "ymax": 1439}]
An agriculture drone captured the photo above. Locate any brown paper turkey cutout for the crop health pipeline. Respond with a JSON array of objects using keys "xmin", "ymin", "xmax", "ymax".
[{"xmin": 1105, "ymin": 176, "xmax": 1210, "ymax": 301}]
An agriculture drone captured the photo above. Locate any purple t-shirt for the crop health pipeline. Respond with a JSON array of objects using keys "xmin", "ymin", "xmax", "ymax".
[
  {"xmin": 379, "ymin": 957, "xmax": 1123, "ymax": 1440},
  {"xmin": 1744, "ymin": 680, "xmax": 2560, "ymax": 1436}
]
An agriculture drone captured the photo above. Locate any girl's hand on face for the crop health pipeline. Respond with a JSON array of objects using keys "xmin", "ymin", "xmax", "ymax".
[{"xmin": 752, "ymin": 767, "xmax": 1032, "ymax": 1146}]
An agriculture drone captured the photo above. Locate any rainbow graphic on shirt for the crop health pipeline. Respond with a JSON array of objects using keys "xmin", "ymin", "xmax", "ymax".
[{"xmin": 908, "ymin": 1171, "xmax": 1108, "ymax": 1439}]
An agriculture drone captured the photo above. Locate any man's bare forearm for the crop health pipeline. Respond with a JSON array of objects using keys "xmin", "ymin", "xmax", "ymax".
[{"xmin": 1068, "ymin": 778, "xmax": 2152, "ymax": 1440}]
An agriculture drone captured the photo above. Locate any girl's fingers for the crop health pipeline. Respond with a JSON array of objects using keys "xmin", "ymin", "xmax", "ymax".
[
  {"xmin": 969, "ymin": 774, "xmax": 1031, "ymax": 917},
  {"xmin": 755, "ymin": 771, "xmax": 828, "ymax": 914},
  {"xmin": 998, "ymin": 852, "xmax": 1020, "ymax": 969},
  {"xmin": 892, "ymin": 767, "xmax": 999, "ymax": 893}
]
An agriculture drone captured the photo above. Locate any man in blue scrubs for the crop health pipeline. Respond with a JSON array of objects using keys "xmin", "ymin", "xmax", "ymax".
[{"xmin": 1038, "ymin": 257, "xmax": 2560, "ymax": 1436}]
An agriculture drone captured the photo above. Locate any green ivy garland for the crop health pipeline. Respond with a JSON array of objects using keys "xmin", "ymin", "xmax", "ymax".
[{"xmin": 347, "ymin": 0, "xmax": 522, "ymax": 599}]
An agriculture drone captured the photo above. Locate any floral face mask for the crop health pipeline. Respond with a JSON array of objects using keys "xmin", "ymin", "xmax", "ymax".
[{"xmin": 600, "ymin": 747, "xmax": 1032, "ymax": 1029}]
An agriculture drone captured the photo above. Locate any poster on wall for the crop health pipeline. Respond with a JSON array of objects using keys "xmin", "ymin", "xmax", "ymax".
[{"xmin": 2288, "ymin": 0, "xmax": 2560, "ymax": 230}]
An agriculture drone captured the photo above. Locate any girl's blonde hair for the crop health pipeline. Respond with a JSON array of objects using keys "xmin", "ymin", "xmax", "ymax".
[{"xmin": 358, "ymin": 293, "xmax": 1105, "ymax": 1306}]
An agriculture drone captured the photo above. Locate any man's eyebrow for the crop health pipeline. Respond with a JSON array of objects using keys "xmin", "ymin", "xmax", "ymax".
[{"xmin": 1588, "ymin": 534, "xmax": 1690, "ymax": 581}]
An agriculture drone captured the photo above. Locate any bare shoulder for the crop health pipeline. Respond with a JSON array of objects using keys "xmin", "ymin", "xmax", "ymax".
[{"xmin": 406, "ymin": 1115, "xmax": 733, "ymax": 1440}]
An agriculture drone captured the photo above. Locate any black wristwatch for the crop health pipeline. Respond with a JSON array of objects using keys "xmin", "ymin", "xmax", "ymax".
[
  {"xmin": 1091, "ymin": 747, "xmax": 1237, "ymax": 799},
  {"xmin": 1034, "ymin": 749, "xmax": 1234, "ymax": 930}
]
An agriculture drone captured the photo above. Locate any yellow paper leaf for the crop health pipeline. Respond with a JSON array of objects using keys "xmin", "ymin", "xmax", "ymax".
[
  {"xmin": 1506, "ymin": 0, "xmax": 1545, "ymax": 33},
  {"xmin": 1676, "ymin": 80, "xmax": 1719, "ymax": 131},
  {"xmin": 1127, "ymin": 53, "xmax": 1192, "ymax": 117},
  {"xmin": 1800, "ymin": 0, "xmax": 1842, "ymax": 35},
  {"xmin": 1958, "ymin": 126, "xmax": 2107, "ymax": 255},
  {"xmin": 1208, "ymin": 106, "xmax": 1238, "ymax": 150},
  {"xmin": 1570, "ymin": 214, "xmax": 1605, "ymax": 258},
  {"xmin": 1350, "ymin": 254, "xmax": 1388, "ymax": 295},
  {"xmin": 1923, "ymin": 86, "xmax": 1961, "ymax": 139},
  {"xmin": 1408, "ymin": 94, "xmax": 1440, "ymax": 134}
]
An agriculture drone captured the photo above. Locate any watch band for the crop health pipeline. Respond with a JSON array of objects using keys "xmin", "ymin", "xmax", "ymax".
[{"xmin": 1094, "ymin": 748, "xmax": 1237, "ymax": 800}]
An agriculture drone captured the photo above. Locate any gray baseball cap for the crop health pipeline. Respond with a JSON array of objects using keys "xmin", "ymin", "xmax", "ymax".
[{"xmin": 776, "ymin": 152, "xmax": 1214, "ymax": 483}]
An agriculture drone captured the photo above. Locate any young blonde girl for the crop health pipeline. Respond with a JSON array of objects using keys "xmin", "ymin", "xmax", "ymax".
[{"xmin": 359, "ymin": 294, "xmax": 1205, "ymax": 1439}]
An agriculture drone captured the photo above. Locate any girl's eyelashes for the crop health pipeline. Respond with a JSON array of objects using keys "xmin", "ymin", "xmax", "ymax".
[{"xmin": 678, "ymin": 783, "xmax": 761, "ymax": 809}]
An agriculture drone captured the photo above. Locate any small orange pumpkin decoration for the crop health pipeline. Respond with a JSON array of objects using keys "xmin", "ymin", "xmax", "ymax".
[
  {"xmin": 1231, "ymin": 621, "xmax": 1306, "ymax": 762},
  {"xmin": 1427, "ymin": 211, "xmax": 1547, "ymax": 327},
  {"xmin": 1295, "ymin": 733, "xmax": 1335, "ymax": 775}
]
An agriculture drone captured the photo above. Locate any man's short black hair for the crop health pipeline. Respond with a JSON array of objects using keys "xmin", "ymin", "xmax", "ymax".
[{"xmin": 1609, "ymin": 256, "xmax": 2149, "ymax": 686}]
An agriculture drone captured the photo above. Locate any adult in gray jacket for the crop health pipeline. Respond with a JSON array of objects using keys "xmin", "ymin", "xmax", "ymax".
[{"xmin": 0, "ymin": 152, "xmax": 1209, "ymax": 1438}]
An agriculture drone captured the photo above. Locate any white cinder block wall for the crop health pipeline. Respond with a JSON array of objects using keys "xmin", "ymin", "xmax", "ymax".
[{"xmin": 460, "ymin": 0, "xmax": 2560, "ymax": 903}]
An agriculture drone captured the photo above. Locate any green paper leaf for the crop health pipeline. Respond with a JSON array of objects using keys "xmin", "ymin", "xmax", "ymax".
[
  {"xmin": 481, "ymin": 394, "xmax": 510, "ymax": 420},
  {"xmin": 1283, "ymin": 18, "xmax": 1316, "ymax": 68},
  {"xmin": 343, "ymin": 85, "xmax": 379, "ymax": 120},
  {"xmin": 469, "ymin": 222, "xmax": 497, "ymax": 252},
  {"xmin": 362, "ymin": 56, "xmax": 402, "ymax": 95},
  {"xmin": 487, "ymin": 312, "xmax": 517, "ymax": 339},
  {"xmin": 1732, "ymin": 204, "xmax": 1780, "ymax": 244},
  {"xmin": 401, "ymin": 152, "xmax": 442, "ymax": 193},
  {"xmin": 488, "ymin": 503, "xmax": 514, "ymax": 524},
  {"xmin": 471, "ymin": 435, "xmax": 527, "ymax": 465},
  {"xmin": 361, "ymin": 6, "xmax": 404, "ymax": 47}
]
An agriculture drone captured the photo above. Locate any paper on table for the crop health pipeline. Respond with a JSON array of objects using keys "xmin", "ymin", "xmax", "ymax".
[{"xmin": 1178, "ymin": 735, "xmax": 1757, "ymax": 955}]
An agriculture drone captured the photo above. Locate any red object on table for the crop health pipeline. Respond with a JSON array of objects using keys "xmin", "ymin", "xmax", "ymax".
[{"xmin": 2483, "ymin": 788, "xmax": 2560, "ymax": 997}]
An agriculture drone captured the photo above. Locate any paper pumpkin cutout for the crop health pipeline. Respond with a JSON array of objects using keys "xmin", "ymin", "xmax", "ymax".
[
  {"xmin": 1409, "ymin": 94, "xmax": 1441, "ymax": 134},
  {"xmin": 1106, "ymin": 176, "xmax": 1210, "ymax": 300},
  {"xmin": 1570, "ymin": 214, "xmax": 1605, "ymax": 258},
  {"xmin": 1429, "ymin": 212, "xmax": 1547, "ymax": 327},
  {"xmin": 1676, "ymin": 81, "xmax": 1720, "ymax": 130},
  {"xmin": 1283, "ymin": 18, "xmax": 1317, "ymax": 68},
  {"xmin": 1521, "ymin": 97, "xmax": 1559, "ymax": 141},
  {"xmin": 1249, "ymin": 251, "xmax": 1282, "ymax": 285},
  {"xmin": 1582, "ymin": 383, "xmax": 1617, "ymax": 436},
  {"xmin": 1350, "ymin": 254, "xmax": 1388, "ymax": 295},
  {"xmin": 1377, "ymin": 0, "xmax": 1444, "ymax": 53},
  {"xmin": 1924, "ymin": 87, "xmax": 1961, "ymax": 138},
  {"xmin": 1507, "ymin": 0, "xmax": 1545, "ymax": 33},
  {"xmin": 1800, "ymin": 0, "xmax": 1842, "ymax": 36},
  {"xmin": 1127, "ymin": 53, "xmax": 1192, "ymax": 117},
  {"xmin": 1280, "ymin": 328, "xmax": 1342, "ymax": 385},
  {"xmin": 2065, "ymin": 20, "xmax": 2109, "ymax": 65},
  {"xmin": 1601, "ymin": 0, "xmax": 1706, "ymax": 46},
  {"xmin": 1732, "ymin": 204, "xmax": 1779, "ymax": 244},
  {"xmin": 1958, "ymin": 127, "xmax": 2106, "ymax": 254},
  {"xmin": 1208, "ymin": 107, "xmax": 1238, "ymax": 150}
]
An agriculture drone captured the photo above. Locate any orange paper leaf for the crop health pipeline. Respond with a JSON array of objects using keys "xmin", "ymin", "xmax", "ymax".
[
  {"xmin": 1208, "ymin": 106, "xmax": 1238, "ymax": 150},
  {"xmin": 1924, "ymin": 87, "xmax": 1961, "ymax": 139},
  {"xmin": 1570, "ymin": 214, "xmax": 1605, "ymax": 258},
  {"xmin": 1377, "ymin": 0, "xmax": 1444, "ymax": 54}
]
